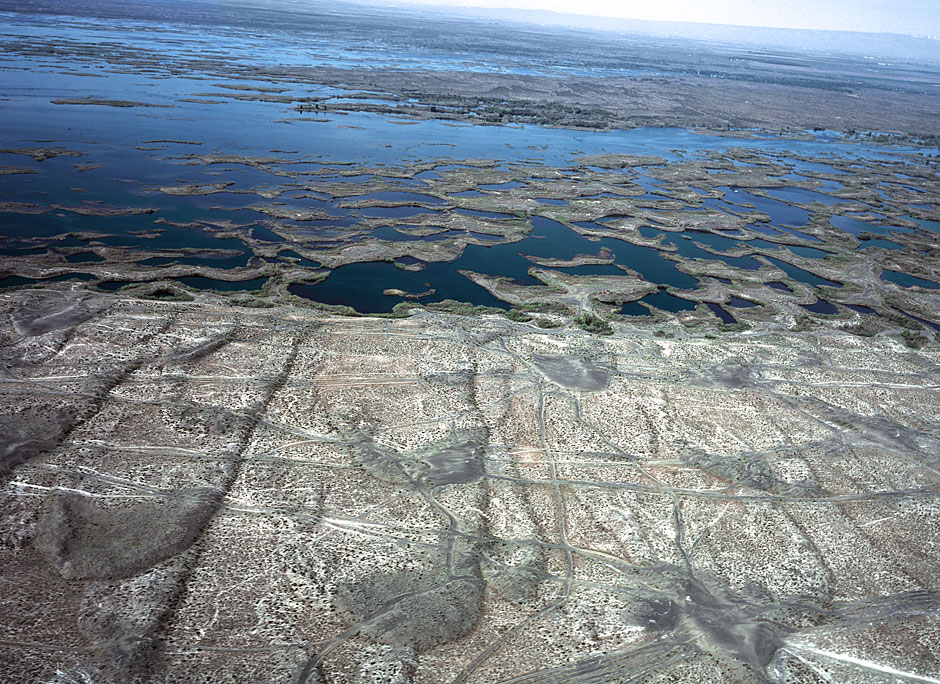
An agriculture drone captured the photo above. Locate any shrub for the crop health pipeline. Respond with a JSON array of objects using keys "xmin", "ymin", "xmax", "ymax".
[{"xmin": 574, "ymin": 312, "xmax": 613, "ymax": 335}]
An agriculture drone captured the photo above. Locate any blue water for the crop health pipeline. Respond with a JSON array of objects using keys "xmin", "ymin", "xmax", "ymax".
[
  {"xmin": 707, "ymin": 302, "xmax": 736, "ymax": 323},
  {"xmin": 830, "ymin": 215, "xmax": 912, "ymax": 237},
  {"xmin": 621, "ymin": 300, "xmax": 652, "ymax": 317},
  {"xmin": 801, "ymin": 298, "xmax": 839, "ymax": 314},
  {"xmin": 479, "ymin": 181, "xmax": 524, "ymax": 190},
  {"xmin": 858, "ymin": 237, "xmax": 903, "ymax": 250},
  {"xmin": 65, "ymin": 251, "xmax": 104, "ymax": 263},
  {"xmin": 294, "ymin": 216, "xmax": 699, "ymax": 312},
  {"xmin": 881, "ymin": 270, "xmax": 940, "ymax": 290},
  {"xmin": 276, "ymin": 250, "xmax": 321, "ymax": 267},
  {"xmin": 763, "ymin": 256, "xmax": 842, "ymax": 288},
  {"xmin": 139, "ymin": 252, "xmax": 251, "ymax": 269},
  {"xmin": 176, "ymin": 276, "xmax": 268, "ymax": 291},
  {"xmin": 0, "ymin": 272, "xmax": 96, "ymax": 288},
  {"xmin": 910, "ymin": 218, "xmax": 940, "ymax": 235},
  {"xmin": 722, "ymin": 189, "xmax": 811, "ymax": 226},
  {"xmin": 781, "ymin": 173, "xmax": 844, "ymax": 193},
  {"xmin": 786, "ymin": 245, "xmax": 833, "ymax": 259},
  {"xmin": 728, "ymin": 296, "xmax": 759, "ymax": 308},
  {"xmin": 633, "ymin": 288, "xmax": 697, "ymax": 313},
  {"xmin": 359, "ymin": 206, "xmax": 442, "ymax": 219},
  {"xmin": 766, "ymin": 281, "xmax": 793, "ymax": 292},
  {"xmin": 897, "ymin": 309, "xmax": 940, "ymax": 332},
  {"xmin": 1, "ymin": 9, "xmax": 937, "ymax": 309},
  {"xmin": 370, "ymin": 226, "xmax": 502, "ymax": 242},
  {"xmin": 765, "ymin": 187, "xmax": 843, "ymax": 206},
  {"xmin": 668, "ymin": 237, "xmax": 762, "ymax": 270},
  {"xmin": 349, "ymin": 191, "xmax": 446, "ymax": 204},
  {"xmin": 846, "ymin": 304, "xmax": 876, "ymax": 315}
]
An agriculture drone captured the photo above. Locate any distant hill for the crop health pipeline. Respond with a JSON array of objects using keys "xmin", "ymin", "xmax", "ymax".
[
  {"xmin": 10, "ymin": 0, "xmax": 940, "ymax": 65},
  {"xmin": 450, "ymin": 6, "xmax": 940, "ymax": 64}
]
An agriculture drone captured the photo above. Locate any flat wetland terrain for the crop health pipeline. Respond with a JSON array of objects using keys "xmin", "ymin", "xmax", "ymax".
[{"xmin": 1, "ymin": 1, "xmax": 939, "ymax": 682}]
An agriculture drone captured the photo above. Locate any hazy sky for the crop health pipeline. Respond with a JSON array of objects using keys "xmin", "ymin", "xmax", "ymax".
[{"xmin": 386, "ymin": 0, "xmax": 940, "ymax": 34}]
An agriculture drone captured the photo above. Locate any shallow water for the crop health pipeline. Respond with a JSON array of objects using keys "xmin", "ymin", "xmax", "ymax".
[
  {"xmin": 294, "ymin": 216, "xmax": 700, "ymax": 312},
  {"xmin": 829, "ymin": 215, "xmax": 910, "ymax": 237},
  {"xmin": 765, "ymin": 187, "xmax": 842, "ymax": 206},
  {"xmin": 801, "ymin": 298, "xmax": 839, "ymax": 314},
  {"xmin": 857, "ymin": 237, "xmax": 903, "ymax": 250},
  {"xmin": 728, "ymin": 296, "xmax": 758, "ymax": 308},
  {"xmin": 881, "ymin": 269, "xmax": 940, "ymax": 290},
  {"xmin": 845, "ymin": 304, "xmax": 876, "ymax": 315},
  {"xmin": 621, "ymin": 300, "xmax": 652, "ymax": 316},
  {"xmin": 1, "ymin": 10, "xmax": 936, "ymax": 306},
  {"xmin": 176, "ymin": 276, "xmax": 268, "ymax": 291},
  {"xmin": 65, "ymin": 252, "xmax": 105, "ymax": 263},
  {"xmin": 763, "ymin": 256, "xmax": 842, "ymax": 288},
  {"xmin": 0, "ymin": 272, "xmax": 96, "ymax": 288},
  {"xmin": 139, "ymin": 252, "xmax": 251, "ymax": 269},
  {"xmin": 722, "ymin": 189, "xmax": 811, "ymax": 227},
  {"xmin": 706, "ymin": 302, "xmax": 736, "ymax": 323},
  {"xmin": 633, "ymin": 288, "xmax": 697, "ymax": 313}
]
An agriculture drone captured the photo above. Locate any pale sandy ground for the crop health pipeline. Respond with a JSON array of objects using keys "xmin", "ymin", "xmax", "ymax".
[{"xmin": 1, "ymin": 289, "xmax": 938, "ymax": 684}]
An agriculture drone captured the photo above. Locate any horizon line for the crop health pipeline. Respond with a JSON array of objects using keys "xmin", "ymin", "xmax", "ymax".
[{"xmin": 370, "ymin": 0, "xmax": 939, "ymax": 38}]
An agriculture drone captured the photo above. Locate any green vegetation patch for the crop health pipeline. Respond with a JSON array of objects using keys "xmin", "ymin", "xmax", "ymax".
[{"xmin": 574, "ymin": 312, "xmax": 614, "ymax": 335}]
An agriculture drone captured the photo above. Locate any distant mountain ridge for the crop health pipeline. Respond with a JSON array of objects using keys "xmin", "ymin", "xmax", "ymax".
[
  {"xmin": 9, "ymin": 0, "xmax": 940, "ymax": 64},
  {"xmin": 447, "ymin": 6, "xmax": 940, "ymax": 64}
]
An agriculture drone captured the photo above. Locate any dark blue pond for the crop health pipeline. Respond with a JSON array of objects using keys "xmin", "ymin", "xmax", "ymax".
[
  {"xmin": 858, "ymin": 237, "xmax": 903, "ymax": 250},
  {"xmin": 359, "ymin": 206, "xmax": 442, "ymax": 219},
  {"xmin": 480, "ymin": 181, "xmax": 524, "ymax": 190},
  {"xmin": 896, "ymin": 309, "xmax": 940, "ymax": 332},
  {"xmin": 289, "ymin": 262, "xmax": 511, "ymax": 313},
  {"xmin": 0, "ymin": 272, "xmax": 96, "ymax": 288},
  {"xmin": 910, "ymin": 218, "xmax": 940, "ymax": 235},
  {"xmin": 670, "ymin": 238, "xmax": 761, "ymax": 270},
  {"xmin": 371, "ymin": 226, "xmax": 503, "ymax": 242},
  {"xmin": 252, "ymin": 225, "xmax": 285, "ymax": 242},
  {"xmin": 722, "ymin": 189, "xmax": 811, "ymax": 227},
  {"xmin": 801, "ymin": 298, "xmax": 839, "ymax": 315},
  {"xmin": 276, "ymin": 250, "xmax": 321, "ymax": 267},
  {"xmin": 176, "ymin": 276, "xmax": 268, "ymax": 291},
  {"xmin": 350, "ymin": 191, "xmax": 446, "ymax": 205},
  {"xmin": 66, "ymin": 252, "xmax": 105, "ymax": 263},
  {"xmin": 763, "ymin": 256, "xmax": 842, "ymax": 288},
  {"xmin": 765, "ymin": 187, "xmax": 842, "ymax": 206},
  {"xmin": 632, "ymin": 287, "xmax": 697, "ymax": 313},
  {"xmin": 139, "ymin": 251, "xmax": 251, "ymax": 269},
  {"xmin": 845, "ymin": 304, "xmax": 876, "ymax": 315},
  {"xmin": 292, "ymin": 216, "xmax": 700, "ymax": 313},
  {"xmin": 707, "ymin": 302, "xmax": 736, "ymax": 323},
  {"xmin": 453, "ymin": 208, "xmax": 518, "ymax": 219},
  {"xmin": 785, "ymin": 245, "xmax": 833, "ymax": 259},
  {"xmin": 647, "ymin": 229, "xmax": 762, "ymax": 270},
  {"xmin": 0, "ymin": 246, "xmax": 48, "ymax": 256},
  {"xmin": 621, "ymin": 300, "xmax": 652, "ymax": 316},
  {"xmin": 830, "ymin": 215, "xmax": 910, "ymax": 237},
  {"xmin": 881, "ymin": 270, "xmax": 940, "ymax": 290},
  {"xmin": 728, "ymin": 296, "xmax": 758, "ymax": 308}
]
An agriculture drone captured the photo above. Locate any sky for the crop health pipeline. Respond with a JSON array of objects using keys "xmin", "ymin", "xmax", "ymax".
[{"xmin": 384, "ymin": 0, "xmax": 940, "ymax": 35}]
